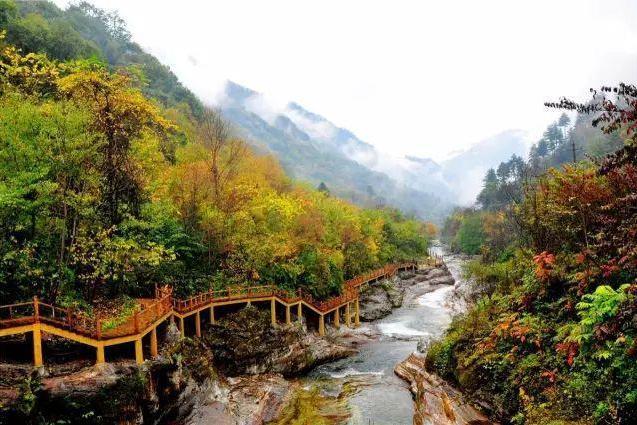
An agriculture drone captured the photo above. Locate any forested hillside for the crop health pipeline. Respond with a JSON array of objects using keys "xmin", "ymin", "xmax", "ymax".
[
  {"xmin": 0, "ymin": 0, "xmax": 433, "ymax": 319},
  {"xmin": 432, "ymin": 91, "xmax": 637, "ymax": 423},
  {"xmin": 2, "ymin": 0, "xmax": 203, "ymax": 118}
]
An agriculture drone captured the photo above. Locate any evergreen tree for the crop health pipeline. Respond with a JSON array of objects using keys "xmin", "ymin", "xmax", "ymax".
[{"xmin": 317, "ymin": 181, "xmax": 330, "ymax": 195}]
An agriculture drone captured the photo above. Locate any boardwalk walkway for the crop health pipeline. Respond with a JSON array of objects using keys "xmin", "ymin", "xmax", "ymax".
[{"xmin": 0, "ymin": 257, "xmax": 441, "ymax": 367}]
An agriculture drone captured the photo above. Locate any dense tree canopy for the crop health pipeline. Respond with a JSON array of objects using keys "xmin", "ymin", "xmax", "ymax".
[
  {"xmin": 1, "ymin": 0, "xmax": 204, "ymax": 118},
  {"xmin": 0, "ymin": 24, "xmax": 431, "ymax": 309}
]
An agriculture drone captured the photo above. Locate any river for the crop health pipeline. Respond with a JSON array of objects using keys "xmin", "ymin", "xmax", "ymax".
[{"xmin": 293, "ymin": 243, "xmax": 469, "ymax": 425}]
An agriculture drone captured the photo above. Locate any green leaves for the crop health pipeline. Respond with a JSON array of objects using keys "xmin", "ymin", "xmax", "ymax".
[
  {"xmin": 577, "ymin": 285, "xmax": 629, "ymax": 330},
  {"xmin": 69, "ymin": 227, "xmax": 175, "ymax": 301}
]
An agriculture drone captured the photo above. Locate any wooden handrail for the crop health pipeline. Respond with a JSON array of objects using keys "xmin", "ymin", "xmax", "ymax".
[{"xmin": 0, "ymin": 259, "xmax": 432, "ymax": 339}]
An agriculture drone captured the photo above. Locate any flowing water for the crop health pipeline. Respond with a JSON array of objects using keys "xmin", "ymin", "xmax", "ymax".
[{"xmin": 296, "ymin": 243, "xmax": 470, "ymax": 425}]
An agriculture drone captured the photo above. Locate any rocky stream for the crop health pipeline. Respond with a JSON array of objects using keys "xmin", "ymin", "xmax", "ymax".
[{"xmin": 0, "ymin": 244, "xmax": 493, "ymax": 424}]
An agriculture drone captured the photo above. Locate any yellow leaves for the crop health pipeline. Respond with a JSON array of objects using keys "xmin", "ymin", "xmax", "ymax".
[
  {"xmin": 130, "ymin": 131, "xmax": 169, "ymax": 195},
  {"xmin": 364, "ymin": 238, "xmax": 380, "ymax": 257},
  {"xmin": 259, "ymin": 191, "xmax": 301, "ymax": 225},
  {"xmin": 57, "ymin": 66, "xmax": 176, "ymax": 143},
  {"xmin": 0, "ymin": 43, "xmax": 61, "ymax": 95}
]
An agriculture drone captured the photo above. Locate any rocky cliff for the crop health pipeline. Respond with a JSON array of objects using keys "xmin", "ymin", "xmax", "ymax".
[{"xmin": 395, "ymin": 354, "xmax": 494, "ymax": 425}]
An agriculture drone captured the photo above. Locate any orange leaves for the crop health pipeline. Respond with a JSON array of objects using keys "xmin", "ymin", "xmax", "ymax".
[
  {"xmin": 556, "ymin": 341, "xmax": 579, "ymax": 366},
  {"xmin": 533, "ymin": 251, "xmax": 555, "ymax": 281},
  {"xmin": 424, "ymin": 222, "xmax": 438, "ymax": 239},
  {"xmin": 479, "ymin": 314, "xmax": 543, "ymax": 355},
  {"xmin": 540, "ymin": 369, "xmax": 557, "ymax": 383}
]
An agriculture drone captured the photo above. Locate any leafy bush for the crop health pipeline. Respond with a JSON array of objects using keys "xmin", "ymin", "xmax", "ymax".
[{"xmin": 454, "ymin": 213, "xmax": 486, "ymax": 254}]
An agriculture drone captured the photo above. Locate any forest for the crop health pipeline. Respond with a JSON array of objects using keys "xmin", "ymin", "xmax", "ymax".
[
  {"xmin": 0, "ymin": 0, "xmax": 433, "ymax": 320},
  {"xmin": 435, "ymin": 89, "xmax": 637, "ymax": 422},
  {"xmin": 3, "ymin": 1, "xmax": 637, "ymax": 424}
]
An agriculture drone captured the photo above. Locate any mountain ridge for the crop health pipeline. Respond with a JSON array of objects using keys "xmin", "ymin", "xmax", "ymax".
[
  {"xmin": 219, "ymin": 80, "xmax": 528, "ymax": 211},
  {"xmin": 219, "ymin": 80, "xmax": 452, "ymax": 222}
]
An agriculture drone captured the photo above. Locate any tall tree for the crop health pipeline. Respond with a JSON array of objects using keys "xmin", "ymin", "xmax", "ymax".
[
  {"xmin": 546, "ymin": 83, "xmax": 637, "ymax": 173},
  {"xmin": 317, "ymin": 181, "xmax": 330, "ymax": 195},
  {"xmin": 58, "ymin": 64, "xmax": 173, "ymax": 226},
  {"xmin": 197, "ymin": 108, "xmax": 246, "ymax": 209}
]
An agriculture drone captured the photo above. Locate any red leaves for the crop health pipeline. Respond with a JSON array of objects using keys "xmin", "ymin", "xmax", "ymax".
[
  {"xmin": 556, "ymin": 341, "xmax": 579, "ymax": 366},
  {"xmin": 481, "ymin": 314, "xmax": 543, "ymax": 355},
  {"xmin": 600, "ymin": 262, "xmax": 620, "ymax": 278}
]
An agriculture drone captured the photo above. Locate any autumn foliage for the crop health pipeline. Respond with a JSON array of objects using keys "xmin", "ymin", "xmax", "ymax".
[
  {"xmin": 429, "ymin": 86, "xmax": 637, "ymax": 423},
  {"xmin": 0, "ymin": 36, "xmax": 431, "ymax": 310}
]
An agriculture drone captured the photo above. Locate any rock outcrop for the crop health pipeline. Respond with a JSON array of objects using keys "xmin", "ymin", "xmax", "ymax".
[
  {"xmin": 186, "ymin": 373, "xmax": 295, "ymax": 425},
  {"xmin": 205, "ymin": 306, "xmax": 355, "ymax": 377},
  {"xmin": 395, "ymin": 353, "xmax": 494, "ymax": 425},
  {"xmin": 359, "ymin": 264, "xmax": 454, "ymax": 321},
  {"xmin": 413, "ymin": 265, "xmax": 455, "ymax": 286},
  {"xmin": 359, "ymin": 277, "xmax": 401, "ymax": 321}
]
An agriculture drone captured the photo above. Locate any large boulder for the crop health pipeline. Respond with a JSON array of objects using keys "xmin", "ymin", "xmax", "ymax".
[
  {"xmin": 203, "ymin": 306, "xmax": 354, "ymax": 377},
  {"xmin": 410, "ymin": 265, "xmax": 455, "ymax": 286},
  {"xmin": 359, "ymin": 278, "xmax": 404, "ymax": 321}
]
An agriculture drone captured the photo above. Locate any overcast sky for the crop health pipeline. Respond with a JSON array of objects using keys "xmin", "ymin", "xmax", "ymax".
[{"xmin": 56, "ymin": 0, "xmax": 637, "ymax": 161}]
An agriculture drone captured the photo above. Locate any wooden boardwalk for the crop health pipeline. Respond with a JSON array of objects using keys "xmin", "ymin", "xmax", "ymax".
[{"xmin": 0, "ymin": 258, "xmax": 441, "ymax": 367}]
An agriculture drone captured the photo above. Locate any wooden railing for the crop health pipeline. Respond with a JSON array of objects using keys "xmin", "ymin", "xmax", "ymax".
[
  {"xmin": 0, "ymin": 260, "xmax": 428, "ymax": 339},
  {"xmin": 426, "ymin": 249, "xmax": 444, "ymax": 267},
  {"xmin": 0, "ymin": 301, "xmax": 36, "ymax": 327},
  {"xmin": 0, "ymin": 298, "xmax": 96, "ymax": 335},
  {"xmin": 98, "ymin": 290, "xmax": 173, "ymax": 339}
]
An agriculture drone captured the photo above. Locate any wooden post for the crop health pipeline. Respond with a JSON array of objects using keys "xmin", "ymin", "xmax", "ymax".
[
  {"xmin": 345, "ymin": 302, "xmax": 351, "ymax": 327},
  {"xmin": 195, "ymin": 311, "xmax": 201, "ymax": 337},
  {"xmin": 285, "ymin": 305, "xmax": 291, "ymax": 325},
  {"xmin": 135, "ymin": 338, "xmax": 143, "ymax": 364},
  {"xmin": 96, "ymin": 344, "xmax": 105, "ymax": 364},
  {"xmin": 334, "ymin": 307, "xmax": 340, "ymax": 329},
  {"xmin": 96, "ymin": 319, "xmax": 102, "ymax": 340},
  {"xmin": 150, "ymin": 327, "xmax": 158, "ymax": 358},
  {"xmin": 33, "ymin": 296, "xmax": 39, "ymax": 321},
  {"xmin": 33, "ymin": 324, "xmax": 43, "ymax": 367},
  {"xmin": 318, "ymin": 314, "xmax": 325, "ymax": 336},
  {"xmin": 354, "ymin": 298, "xmax": 360, "ymax": 327},
  {"xmin": 210, "ymin": 305, "xmax": 216, "ymax": 324},
  {"xmin": 270, "ymin": 298, "xmax": 276, "ymax": 326},
  {"xmin": 297, "ymin": 303, "xmax": 302, "ymax": 324},
  {"xmin": 179, "ymin": 317, "xmax": 185, "ymax": 338}
]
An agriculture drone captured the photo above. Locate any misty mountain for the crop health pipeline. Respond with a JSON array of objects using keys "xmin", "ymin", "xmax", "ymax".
[
  {"xmin": 220, "ymin": 81, "xmax": 529, "ymax": 217},
  {"xmin": 440, "ymin": 130, "xmax": 529, "ymax": 204},
  {"xmin": 219, "ymin": 81, "xmax": 452, "ymax": 222}
]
